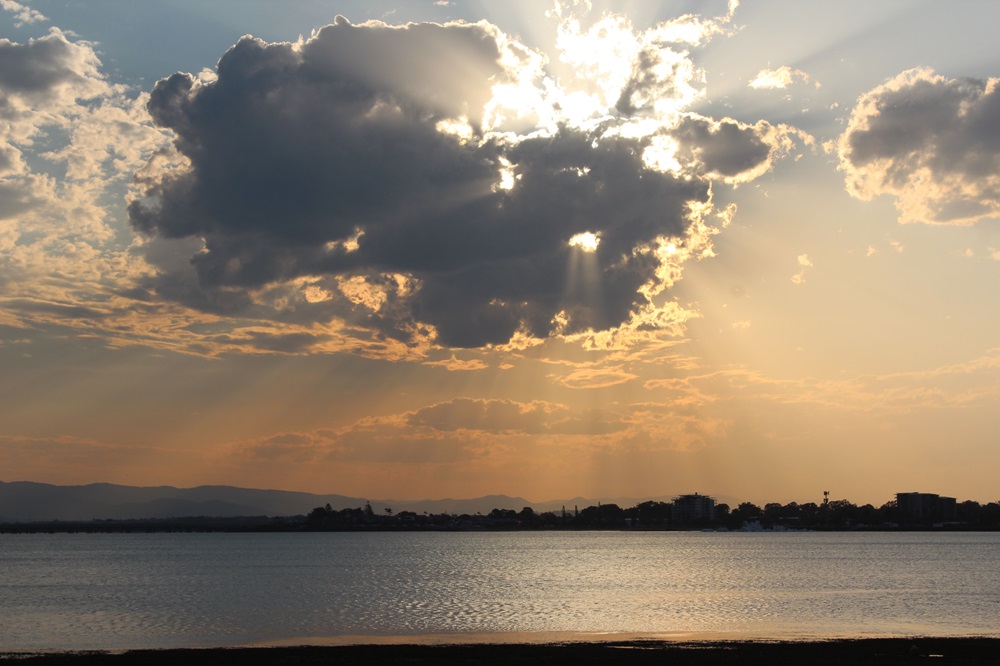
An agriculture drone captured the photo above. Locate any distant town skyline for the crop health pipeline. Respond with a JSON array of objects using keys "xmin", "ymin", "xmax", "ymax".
[{"xmin": 1, "ymin": 1, "xmax": 999, "ymax": 506}]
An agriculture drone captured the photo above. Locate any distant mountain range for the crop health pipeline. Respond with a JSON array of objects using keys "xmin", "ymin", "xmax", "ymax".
[{"xmin": 0, "ymin": 481, "xmax": 730, "ymax": 522}]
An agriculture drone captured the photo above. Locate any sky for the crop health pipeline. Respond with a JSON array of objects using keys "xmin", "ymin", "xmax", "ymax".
[{"xmin": 1, "ymin": 0, "xmax": 998, "ymax": 507}]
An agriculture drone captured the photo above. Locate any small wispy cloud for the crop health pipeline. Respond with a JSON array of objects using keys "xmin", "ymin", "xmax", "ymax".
[
  {"xmin": 791, "ymin": 254, "xmax": 813, "ymax": 284},
  {"xmin": 424, "ymin": 354, "xmax": 488, "ymax": 372},
  {"xmin": 748, "ymin": 65, "xmax": 817, "ymax": 90},
  {"xmin": 551, "ymin": 367, "xmax": 638, "ymax": 390},
  {"xmin": 966, "ymin": 247, "xmax": 1000, "ymax": 262}
]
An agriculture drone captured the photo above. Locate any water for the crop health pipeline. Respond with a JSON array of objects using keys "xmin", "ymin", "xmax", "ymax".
[{"xmin": 1, "ymin": 531, "xmax": 998, "ymax": 650}]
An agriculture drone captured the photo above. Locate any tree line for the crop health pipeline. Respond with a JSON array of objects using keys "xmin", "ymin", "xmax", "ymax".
[{"xmin": 305, "ymin": 497, "xmax": 1000, "ymax": 531}]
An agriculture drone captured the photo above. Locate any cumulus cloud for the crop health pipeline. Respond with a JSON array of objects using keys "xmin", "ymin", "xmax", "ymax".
[
  {"xmin": 128, "ymin": 8, "xmax": 799, "ymax": 351},
  {"xmin": 0, "ymin": 0, "xmax": 46, "ymax": 27},
  {"xmin": 666, "ymin": 114, "xmax": 788, "ymax": 184},
  {"xmin": 0, "ymin": 28, "xmax": 110, "ymax": 130},
  {"xmin": 838, "ymin": 68, "xmax": 1000, "ymax": 226}
]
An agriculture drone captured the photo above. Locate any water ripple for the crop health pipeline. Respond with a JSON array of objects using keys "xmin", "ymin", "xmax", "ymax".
[{"xmin": 1, "ymin": 531, "xmax": 998, "ymax": 649}]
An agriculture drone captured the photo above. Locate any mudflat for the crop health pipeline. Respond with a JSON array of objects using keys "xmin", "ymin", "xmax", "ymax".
[{"xmin": 4, "ymin": 638, "xmax": 999, "ymax": 665}]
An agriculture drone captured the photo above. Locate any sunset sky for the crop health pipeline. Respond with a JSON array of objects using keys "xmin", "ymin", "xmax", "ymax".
[{"xmin": 1, "ymin": 0, "xmax": 998, "ymax": 507}]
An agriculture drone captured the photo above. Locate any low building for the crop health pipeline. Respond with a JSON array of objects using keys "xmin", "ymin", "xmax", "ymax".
[{"xmin": 672, "ymin": 493, "xmax": 716, "ymax": 523}]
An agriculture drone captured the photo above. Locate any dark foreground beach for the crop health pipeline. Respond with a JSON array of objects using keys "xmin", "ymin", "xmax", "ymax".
[{"xmin": 4, "ymin": 638, "xmax": 999, "ymax": 665}]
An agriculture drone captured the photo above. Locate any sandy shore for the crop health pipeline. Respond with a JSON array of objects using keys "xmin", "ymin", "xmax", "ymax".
[{"xmin": 4, "ymin": 637, "xmax": 999, "ymax": 665}]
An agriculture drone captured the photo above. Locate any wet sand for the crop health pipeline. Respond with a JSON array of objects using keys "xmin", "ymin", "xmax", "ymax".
[{"xmin": 4, "ymin": 637, "xmax": 999, "ymax": 665}]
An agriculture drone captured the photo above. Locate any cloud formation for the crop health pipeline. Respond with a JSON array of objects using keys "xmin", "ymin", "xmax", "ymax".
[
  {"xmin": 220, "ymin": 397, "xmax": 626, "ymax": 467},
  {"xmin": 130, "ymin": 9, "xmax": 796, "ymax": 350},
  {"xmin": 838, "ymin": 68, "xmax": 1000, "ymax": 226},
  {"xmin": 219, "ymin": 394, "xmax": 724, "ymax": 476},
  {"xmin": 407, "ymin": 397, "xmax": 624, "ymax": 435},
  {"xmin": 0, "ymin": 0, "xmax": 46, "ymax": 27},
  {"xmin": 0, "ymin": 28, "xmax": 171, "ymax": 346}
]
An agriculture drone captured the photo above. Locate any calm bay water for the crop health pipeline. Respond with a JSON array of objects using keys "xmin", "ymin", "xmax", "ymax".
[{"xmin": 1, "ymin": 531, "xmax": 998, "ymax": 650}]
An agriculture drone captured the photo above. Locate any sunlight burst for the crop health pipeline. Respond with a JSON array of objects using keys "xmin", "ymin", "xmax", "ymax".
[{"xmin": 568, "ymin": 231, "xmax": 600, "ymax": 252}]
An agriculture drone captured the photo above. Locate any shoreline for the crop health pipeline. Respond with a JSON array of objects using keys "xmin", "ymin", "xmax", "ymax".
[
  {"xmin": 4, "ymin": 637, "xmax": 1000, "ymax": 665},
  {"xmin": 245, "ymin": 629, "xmax": 1000, "ymax": 647}
]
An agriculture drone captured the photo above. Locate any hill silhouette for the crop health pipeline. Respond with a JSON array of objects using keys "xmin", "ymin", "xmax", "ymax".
[{"xmin": 0, "ymin": 481, "xmax": 698, "ymax": 522}]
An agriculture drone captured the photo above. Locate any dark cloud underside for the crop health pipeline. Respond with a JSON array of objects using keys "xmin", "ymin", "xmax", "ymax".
[
  {"xmin": 130, "ymin": 18, "xmax": 769, "ymax": 348},
  {"xmin": 840, "ymin": 69, "xmax": 1000, "ymax": 225}
]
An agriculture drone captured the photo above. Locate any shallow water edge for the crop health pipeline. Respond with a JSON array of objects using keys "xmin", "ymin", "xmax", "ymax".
[{"xmin": 4, "ymin": 637, "xmax": 1000, "ymax": 665}]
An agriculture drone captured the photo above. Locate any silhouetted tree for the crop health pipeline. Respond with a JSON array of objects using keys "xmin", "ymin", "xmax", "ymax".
[
  {"xmin": 729, "ymin": 502, "xmax": 762, "ymax": 528},
  {"xmin": 576, "ymin": 503, "xmax": 625, "ymax": 528},
  {"xmin": 537, "ymin": 511, "xmax": 561, "ymax": 527},
  {"xmin": 798, "ymin": 502, "xmax": 820, "ymax": 525},
  {"xmin": 518, "ymin": 506, "xmax": 537, "ymax": 527},
  {"xmin": 632, "ymin": 500, "xmax": 671, "ymax": 527},
  {"xmin": 487, "ymin": 508, "xmax": 518, "ymax": 528},
  {"xmin": 957, "ymin": 500, "xmax": 981, "ymax": 524},
  {"xmin": 307, "ymin": 506, "xmax": 330, "ymax": 527},
  {"xmin": 981, "ymin": 502, "xmax": 1000, "ymax": 528},
  {"xmin": 856, "ymin": 503, "xmax": 881, "ymax": 526}
]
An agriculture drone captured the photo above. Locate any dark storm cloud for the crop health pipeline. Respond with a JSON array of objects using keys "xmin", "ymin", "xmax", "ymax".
[
  {"xmin": 130, "ymin": 18, "xmax": 768, "ymax": 348},
  {"xmin": 839, "ymin": 68, "xmax": 1000, "ymax": 225}
]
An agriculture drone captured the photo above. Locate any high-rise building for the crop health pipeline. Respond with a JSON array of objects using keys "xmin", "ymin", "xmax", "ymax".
[{"xmin": 672, "ymin": 493, "xmax": 716, "ymax": 523}]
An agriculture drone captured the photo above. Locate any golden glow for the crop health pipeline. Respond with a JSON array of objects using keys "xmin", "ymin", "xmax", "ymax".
[
  {"xmin": 435, "ymin": 116, "xmax": 474, "ymax": 143},
  {"xmin": 749, "ymin": 66, "xmax": 798, "ymax": 89},
  {"xmin": 325, "ymin": 228, "xmax": 363, "ymax": 253},
  {"xmin": 554, "ymin": 12, "xmax": 640, "ymax": 115},
  {"xmin": 483, "ymin": 29, "xmax": 552, "ymax": 135},
  {"xmin": 568, "ymin": 231, "xmax": 600, "ymax": 252},
  {"xmin": 301, "ymin": 284, "xmax": 332, "ymax": 303},
  {"xmin": 641, "ymin": 134, "xmax": 683, "ymax": 174},
  {"xmin": 494, "ymin": 156, "xmax": 518, "ymax": 191},
  {"xmin": 9, "ymin": 0, "xmax": 1000, "ymax": 510},
  {"xmin": 338, "ymin": 275, "xmax": 389, "ymax": 311}
]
